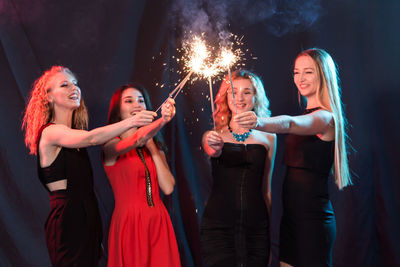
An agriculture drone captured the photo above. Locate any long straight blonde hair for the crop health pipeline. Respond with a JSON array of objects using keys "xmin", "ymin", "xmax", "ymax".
[
  {"xmin": 297, "ymin": 48, "xmax": 351, "ymax": 189},
  {"xmin": 22, "ymin": 66, "xmax": 88, "ymax": 155}
]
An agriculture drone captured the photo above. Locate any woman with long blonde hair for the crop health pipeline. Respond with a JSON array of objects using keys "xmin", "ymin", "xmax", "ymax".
[
  {"xmin": 22, "ymin": 66, "xmax": 156, "ymax": 266},
  {"xmin": 235, "ymin": 48, "xmax": 351, "ymax": 267},
  {"xmin": 201, "ymin": 70, "xmax": 276, "ymax": 266}
]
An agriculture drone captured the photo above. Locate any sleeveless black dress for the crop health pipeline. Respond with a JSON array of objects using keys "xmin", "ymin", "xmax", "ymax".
[
  {"xmin": 201, "ymin": 142, "xmax": 270, "ymax": 267},
  {"xmin": 279, "ymin": 108, "xmax": 336, "ymax": 267},
  {"xmin": 37, "ymin": 124, "xmax": 102, "ymax": 266}
]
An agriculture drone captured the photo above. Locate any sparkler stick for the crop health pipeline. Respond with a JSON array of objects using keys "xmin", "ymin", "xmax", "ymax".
[
  {"xmin": 172, "ymin": 70, "xmax": 193, "ymax": 99},
  {"xmin": 154, "ymin": 70, "xmax": 193, "ymax": 113},
  {"xmin": 208, "ymin": 76, "xmax": 216, "ymax": 129},
  {"xmin": 227, "ymin": 68, "xmax": 237, "ymax": 114}
]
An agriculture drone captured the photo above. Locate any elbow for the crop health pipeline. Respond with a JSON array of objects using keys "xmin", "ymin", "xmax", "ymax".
[
  {"xmin": 163, "ymin": 184, "xmax": 175, "ymax": 195},
  {"xmin": 163, "ymin": 179, "xmax": 175, "ymax": 195},
  {"xmin": 286, "ymin": 116, "xmax": 295, "ymax": 132},
  {"xmin": 88, "ymin": 135, "xmax": 101, "ymax": 146},
  {"xmin": 136, "ymin": 136, "xmax": 147, "ymax": 147}
]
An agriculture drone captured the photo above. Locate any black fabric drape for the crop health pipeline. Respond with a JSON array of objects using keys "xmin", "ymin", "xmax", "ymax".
[{"xmin": 0, "ymin": 0, "xmax": 399, "ymax": 266}]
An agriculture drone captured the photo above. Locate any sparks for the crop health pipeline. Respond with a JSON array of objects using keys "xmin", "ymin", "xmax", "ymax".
[{"xmin": 218, "ymin": 47, "xmax": 237, "ymax": 69}]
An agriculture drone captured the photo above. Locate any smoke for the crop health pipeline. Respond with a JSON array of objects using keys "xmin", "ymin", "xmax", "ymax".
[
  {"xmin": 172, "ymin": 0, "xmax": 322, "ymax": 39},
  {"xmin": 0, "ymin": 0, "xmax": 44, "ymax": 26}
]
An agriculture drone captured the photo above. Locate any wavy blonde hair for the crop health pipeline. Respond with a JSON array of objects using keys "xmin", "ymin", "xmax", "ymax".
[
  {"xmin": 297, "ymin": 48, "xmax": 351, "ymax": 189},
  {"xmin": 214, "ymin": 69, "xmax": 271, "ymax": 131},
  {"xmin": 22, "ymin": 66, "xmax": 88, "ymax": 155}
]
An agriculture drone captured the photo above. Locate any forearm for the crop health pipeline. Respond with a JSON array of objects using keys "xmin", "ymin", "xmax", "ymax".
[
  {"xmin": 88, "ymin": 119, "xmax": 133, "ymax": 146},
  {"xmin": 135, "ymin": 118, "xmax": 166, "ymax": 146},
  {"xmin": 256, "ymin": 115, "xmax": 293, "ymax": 134},
  {"xmin": 151, "ymin": 151, "xmax": 175, "ymax": 195},
  {"xmin": 110, "ymin": 118, "xmax": 166, "ymax": 156}
]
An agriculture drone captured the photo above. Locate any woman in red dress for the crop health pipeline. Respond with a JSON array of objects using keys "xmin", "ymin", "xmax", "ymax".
[{"xmin": 103, "ymin": 83, "xmax": 181, "ymax": 267}]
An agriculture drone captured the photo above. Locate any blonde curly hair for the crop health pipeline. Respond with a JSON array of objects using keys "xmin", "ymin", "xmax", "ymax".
[
  {"xmin": 22, "ymin": 66, "xmax": 88, "ymax": 155},
  {"xmin": 213, "ymin": 69, "xmax": 271, "ymax": 131}
]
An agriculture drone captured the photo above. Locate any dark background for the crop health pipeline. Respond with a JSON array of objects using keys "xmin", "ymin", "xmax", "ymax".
[{"xmin": 0, "ymin": 0, "xmax": 399, "ymax": 266}]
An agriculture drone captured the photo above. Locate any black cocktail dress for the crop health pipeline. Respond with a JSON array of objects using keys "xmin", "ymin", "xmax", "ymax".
[
  {"xmin": 37, "ymin": 123, "xmax": 102, "ymax": 266},
  {"xmin": 279, "ymin": 108, "xmax": 336, "ymax": 267},
  {"xmin": 201, "ymin": 142, "xmax": 270, "ymax": 267}
]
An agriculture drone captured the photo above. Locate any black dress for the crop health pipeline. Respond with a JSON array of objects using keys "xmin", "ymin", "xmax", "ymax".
[
  {"xmin": 279, "ymin": 108, "xmax": 336, "ymax": 267},
  {"xmin": 201, "ymin": 142, "xmax": 270, "ymax": 267},
  {"xmin": 37, "ymin": 124, "xmax": 102, "ymax": 266}
]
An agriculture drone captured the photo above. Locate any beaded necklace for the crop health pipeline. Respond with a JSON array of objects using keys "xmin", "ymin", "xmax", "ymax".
[
  {"xmin": 136, "ymin": 147, "xmax": 154, "ymax": 207},
  {"xmin": 228, "ymin": 125, "xmax": 252, "ymax": 142}
]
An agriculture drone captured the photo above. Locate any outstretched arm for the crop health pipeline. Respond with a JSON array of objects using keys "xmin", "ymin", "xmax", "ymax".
[
  {"xmin": 42, "ymin": 110, "xmax": 156, "ymax": 149},
  {"xmin": 103, "ymin": 98, "xmax": 175, "ymax": 164},
  {"xmin": 234, "ymin": 110, "xmax": 334, "ymax": 136}
]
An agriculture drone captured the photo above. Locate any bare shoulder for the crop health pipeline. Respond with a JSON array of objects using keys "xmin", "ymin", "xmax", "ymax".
[
  {"xmin": 41, "ymin": 123, "xmax": 61, "ymax": 135},
  {"xmin": 41, "ymin": 123, "xmax": 74, "ymax": 139},
  {"xmin": 256, "ymin": 130, "xmax": 276, "ymax": 140},
  {"xmin": 312, "ymin": 109, "xmax": 334, "ymax": 125},
  {"xmin": 38, "ymin": 125, "xmax": 62, "ymax": 163},
  {"xmin": 40, "ymin": 124, "xmax": 64, "ymax": 142},
  {"xmin": 312, "ymin": 110, "xmax": 335, "ymax": 140},
  {"xmin": 253, "ymin": 130, "xmax": 276, "ymax": 150}
]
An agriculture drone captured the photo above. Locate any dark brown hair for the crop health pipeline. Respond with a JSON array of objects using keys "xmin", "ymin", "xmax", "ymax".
[{"xmin": 107, "ymin": 83, "xmax": 167, "ymax": 152}]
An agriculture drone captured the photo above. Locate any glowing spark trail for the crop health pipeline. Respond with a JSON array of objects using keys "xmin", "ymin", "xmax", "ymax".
[
  {"xmin": 155, "ymin": 36, "xmax": 208, "ymax": 113},
  {"xmin": 155, "ymin": 33, "xmax": 246, "ymax": 118},
  {"xmin": 219, "ymin": 47, "xmax": 238, "ymax": 114}
]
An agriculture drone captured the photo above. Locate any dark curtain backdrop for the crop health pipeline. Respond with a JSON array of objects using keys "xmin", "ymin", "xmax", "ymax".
[{"xmin": 0, "ymin": 0, "xmax": 399, "ymax": 266}]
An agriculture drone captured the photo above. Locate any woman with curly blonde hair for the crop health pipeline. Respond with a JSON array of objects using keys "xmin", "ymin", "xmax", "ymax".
[
  {"xmin": 235, "ymin": 48, "xmax": 352, "ymax": 266},
  {"xmin": 201, "ymin": 70, "xmax": 276, "ymax": 266},
  {"xmin": 22, "ymin": 66, "xmax": 156, "ymax": 266}
]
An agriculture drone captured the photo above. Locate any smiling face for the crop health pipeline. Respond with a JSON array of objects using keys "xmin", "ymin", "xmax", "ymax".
[
  {"xmin": 47, "ymin": 71, "xmax": 81, "ymax": 111},
  {"xmin": 227, "ymin": 78, "xmax": 256, "ymax": 114},
  {"xmin": 120, "ymin": 88, "xmax": 147, "ymax": 120},
  {"xmin": 293, "ymin": 55, "xmax": 320, "ymax": 98}
]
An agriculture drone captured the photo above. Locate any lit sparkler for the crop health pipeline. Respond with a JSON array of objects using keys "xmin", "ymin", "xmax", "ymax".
[
  {"xmin": 155, "ymin": 33, "xmax": 246, "ymax": 123},
  {"xmin": 155, "ymin": 36, "xmax": 209, "ymax": 113},
  {"xmin": 218, "ymin": 47, "xmax": 238, "ymax": 114},
  {"xmin": 202, "ymin": 64, "xmax": 219, "ymax": 129}
]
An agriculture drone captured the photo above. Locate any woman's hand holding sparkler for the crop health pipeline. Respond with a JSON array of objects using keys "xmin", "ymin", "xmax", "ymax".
[
  {"xmin": 203, "ymin": 131, "xmax": 224, "ymax": 157},
  {"xmin": 161, "ymin": 98, "xmax": 176, "ymax": 123},
  {"xmin": 233, "ymin": 111, "xmax": 259, "ymax": 129},
  {"xmin": 131, "ymin": 110, "xmax": 157, "ymax": 128}
]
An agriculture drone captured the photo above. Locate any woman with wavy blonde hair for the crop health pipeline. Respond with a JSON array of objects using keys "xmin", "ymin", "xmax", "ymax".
[
  {"xmin": 213, "ymin": 69, "xmax": 271, "ymax": 131},
  {"xmin": 201, "ymin": 70, "xmax": 276, "ymax": 266},
  {"xmin": 235, "ymin": 48, "xmax": 351, "ymax": 267},
  {"xmin": 22, "ymin": 66, "xmax": 156, "ymax": 266}
]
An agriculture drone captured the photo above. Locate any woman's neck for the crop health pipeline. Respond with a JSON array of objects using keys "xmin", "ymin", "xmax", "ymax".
[
  {"xmin": 52, "ymin": 108, "xmax": 73, "ymax": 128},
  {"xmin": 305, "ymin": 95, "xmax": 319, "ymax": 109}
]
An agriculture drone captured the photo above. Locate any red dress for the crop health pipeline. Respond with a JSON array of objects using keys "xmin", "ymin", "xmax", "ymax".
[{"xmin": 104, "ymin": 147, "xmax": 181, "ymax": 267}]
